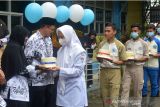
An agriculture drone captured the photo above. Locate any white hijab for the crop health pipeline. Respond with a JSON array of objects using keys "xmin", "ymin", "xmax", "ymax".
[
  {"xmin": 56, "ymin": 25, "xmax": 85, "ymax": 68},
  {"xmin": 56, "ymin": 25, "xmax": 86, "ymax": 95}
]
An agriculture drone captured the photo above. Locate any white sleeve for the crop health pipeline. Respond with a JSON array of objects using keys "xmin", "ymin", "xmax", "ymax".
[
  {"xmin": 59, "ymin": 52, "xmax": 87, "ymax": 78},
  {"xmin": 0, "ymin": 96, "xmax": 6, "ymax": 107}
]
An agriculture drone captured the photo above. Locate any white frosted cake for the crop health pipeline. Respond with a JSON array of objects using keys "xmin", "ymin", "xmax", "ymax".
[
  {"xmin": 97, "ymin": 49, "xmax": 112, "ymax": 60},
  {"xmin": 41, "ymin": 57, "xmax": 57, "ymax": 68},
  {"xmin": 126, "ymin": 51, "xmax": 134, "ymax": 60}
]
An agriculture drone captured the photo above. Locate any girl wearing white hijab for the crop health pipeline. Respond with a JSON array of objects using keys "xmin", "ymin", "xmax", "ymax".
[{"xmin": 50, "ymin": 25, "xmax": 88, "ymax": 107}]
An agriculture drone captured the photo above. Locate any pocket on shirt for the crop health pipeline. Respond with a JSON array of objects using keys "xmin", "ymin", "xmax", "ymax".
[
  {"xmin": 65, "ymin": 78, "xmax": 82, "ymax": 93},
  {"xmin": 136, "ymin": 50, "xmax": 143, "ymax": 55}
]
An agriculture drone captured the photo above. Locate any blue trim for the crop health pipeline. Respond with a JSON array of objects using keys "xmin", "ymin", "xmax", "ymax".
[
  {"xmin": 153, "ymin": 37, "xmax": 160, "ymax": 53},
  {"xmin": 41, "ymin": 62, "xmax": 56, "ymax": 64},
  {"xmin": 144, "ymin": 66, "xmax": 159, "ymax": 71},
  {"xmin": 144, "ymin": 36, "xmax": 160, "ymax": 53},
  {"xmin": 112, "ymin": 1, "xmax": 121, "ymax": 40}
]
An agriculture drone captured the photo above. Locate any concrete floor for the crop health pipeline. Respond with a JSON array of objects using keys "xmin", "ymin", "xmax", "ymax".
[{"xmin": 87, "ymin": 80, "xmax": 160, "ymax": 107}]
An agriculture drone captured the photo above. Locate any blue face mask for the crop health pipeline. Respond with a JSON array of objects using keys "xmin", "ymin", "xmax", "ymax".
[
  {"xmin": 147, "ymin": 32, "xmax": 155, "ymax": 37},
  {"xmin": 130, "ymin": 32, "xmax": 139, "ymax": 39},
  {"xmin": 157, "ymin": 28, "xmax": 160, "ymax": 34}
]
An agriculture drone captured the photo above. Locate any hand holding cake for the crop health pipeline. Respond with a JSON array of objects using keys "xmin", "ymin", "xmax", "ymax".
[
  {"xmin": 97, "ymin": 49, "xmax": 112, "ymax": 61},
  {"xmin": 35, "ymin": 57, "xmax": 57, "ymax": 73},
  {"xmin": 47, "ymin": 66, "xmax": 60, "ymax": 71}
]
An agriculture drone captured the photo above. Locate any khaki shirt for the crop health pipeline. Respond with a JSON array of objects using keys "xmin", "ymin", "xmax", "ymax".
[
  {"xmin": 144, "ymin": 39, "xmax": 160, "ymax": 68},
  {"xmin": 125, "ymin": 38, "xmax": 149, "ymax": 65},
  {"xmin": 97, "ymin": 38, "xmax": 127, "ymax": 68}
]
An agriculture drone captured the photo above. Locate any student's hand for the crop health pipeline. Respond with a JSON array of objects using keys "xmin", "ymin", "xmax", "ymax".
[
  {"xmin": 36, "ymin": 65, "xmax": 47, "ymax": 71},
  {"xmin": 135, "ymin": 57, "xmax": 148, "ymax": 62},
  {"xmin": 35, "ymin": 65, "xmax": 51, "ymax": 74},
  {"xmin": 149, "ymin": 53, "xmax": 160, "ymax": 58},
  {"xmin": 112, "ymin": 60, "xmax": 124, "ymax": 65},
  {"xmin": 134, "ymin": 58, "xmax": 143, "ymax": 62},
  {"xmin": 91, "ymin": 43, "xmax": 96, "ymax": 49},
  {"xmin": 96, "ymin": 57, "xmax": 103, "ymax": 63},
  {"xmin": 48, "ymin": 66, "xmax": 60, "ymax": 71},
  {"xmin": 151, "ymin": 54, "xmax": 160, "ymax": 58},
  {"xmin": 0, "ymin": 69, "xmax": 6, "ymax": 85}
]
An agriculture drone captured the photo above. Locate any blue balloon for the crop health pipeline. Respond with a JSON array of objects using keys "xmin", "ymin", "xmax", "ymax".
[
  {"xmin": 56, "ymin": 6, "xmax": 69, "ymax": 23},
  {"xmin": 80, "ymin": 9, "xmax": 95, "ymax": 26},
  {"xmin": 25, "ymin": 3, "xmax": 42, "ymax": 23}
]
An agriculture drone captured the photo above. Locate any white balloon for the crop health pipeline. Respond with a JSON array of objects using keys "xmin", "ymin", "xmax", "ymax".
[
  {"xmin": 69, "ymin": 4, "xmax": 84, "ymax": 23},
  {"xmin": 41, "ymin": 2, "xmax": 57, "ymax": 18}
]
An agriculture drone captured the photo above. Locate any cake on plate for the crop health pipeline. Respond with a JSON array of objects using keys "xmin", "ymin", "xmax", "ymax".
[
  {"xmin": 41, "ymin": 57, "xmax": 57, "ymax": 68},
  {"xmin": 126, "ymin": 51, "xmax": 134, "ymax": 60},
  {"xmin": 97, "ymin": 49, "xmax": 112, "ymax": 61},
  {"xmin": 149, "ymin": 49, "xmax": 157, "ymax": 56}
]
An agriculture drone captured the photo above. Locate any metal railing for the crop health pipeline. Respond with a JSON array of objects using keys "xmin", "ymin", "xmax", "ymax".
[{"xmin": 85, "ymin": 48, "xmax": 101, "ymax": 91}]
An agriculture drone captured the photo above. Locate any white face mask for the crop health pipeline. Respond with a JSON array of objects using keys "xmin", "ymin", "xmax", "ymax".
[{"xmin": 59, "ymin": 38, "xmax": 65, "ymax": 46}]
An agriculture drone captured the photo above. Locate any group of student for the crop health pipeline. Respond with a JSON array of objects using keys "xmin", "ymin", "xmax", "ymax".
[
  {"xmin": 97, "ymin": 22, "xmax": 160, "ymax": 107},
  {"xmin": 0, "ymin": 18, "xmax": 160, "ymax": 107},
  {"xmin": 0, "ymin": 18, "xmax": 88, "ymax": 107}
]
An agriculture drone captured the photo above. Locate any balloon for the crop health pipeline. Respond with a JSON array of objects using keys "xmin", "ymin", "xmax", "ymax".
[
  {"xmin": 25, "ymin": 3, "xmax": 42, "ymax": 23},
  {"xmin": 69, "ymin": 4, "xmax": 84, "ymax": 23},
  {"xmin": 80, "ymin": 9, "xmax": 95, "ymax": 26},
  {"xmin": 56, "ymin": 6, "xmax": 69, "ymax": 23},
  {"xmin": 41, "ymin": 2, "xmax": 57, "ymax": 18}
]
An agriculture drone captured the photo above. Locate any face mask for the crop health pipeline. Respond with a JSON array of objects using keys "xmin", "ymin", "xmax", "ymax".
[
  {"xmin": 147, "ymin": 32, "xmax": 155, "ymax": 37},
  {"xmin": 59, "ymin": 38, "xmax": 65, "ymax": 46},
  {"xmin": 130, "ymin": 32, "xmax": 139, "ymax": 39},
  {"xmin": 157, "ymin": 28, "xmax": 160, "ymax": 34}
]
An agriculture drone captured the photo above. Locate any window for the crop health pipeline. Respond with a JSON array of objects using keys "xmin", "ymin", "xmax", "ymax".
[
  {"xmin": 100, "ymin": 23, "xmax": 103, "ymax": 33},
  {"xmin": 90, "ymin": 23, "xmax": 94, "ymax": 32},
  {"xmin": 96, "ymin": 22, "xmax": 104, "ymax": 34},
  {"xmin": 11, "ymin": 16, "xmax": 23, "ymax": 30},
  {"xmin": 96, "ymin": 8, "xmax": 103, "ymax": 21},
  {"xmin": 105, "ymin": 10, "xmax": 111, "ymax": 22},
  {"xmin": 0, "ymin": 1, "xmax": 8, "ymax": 11}
]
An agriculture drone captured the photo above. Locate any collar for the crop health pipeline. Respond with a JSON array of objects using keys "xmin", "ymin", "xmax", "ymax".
[
  {"xmin": 106, "ymin": 38, "xmax": 116, "ymax": 44},
  {"xmin": 131, "ymin": 37, "xmax": 140, "ymax": 42},
  {"xmin": 37, "ymin": 30, "xmax": 44, "ymax": 39}
]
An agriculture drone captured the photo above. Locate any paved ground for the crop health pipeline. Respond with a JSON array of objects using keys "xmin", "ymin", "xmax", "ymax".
[
  {"xmin": 87, "ymin": 78, "xmax": 160, "ymax": 107},
  {"xmin": 88, "ymin": 87, "xmax": 160, "ymax": 107}
]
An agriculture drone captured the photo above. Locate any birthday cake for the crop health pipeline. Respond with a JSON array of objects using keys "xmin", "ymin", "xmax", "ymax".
[
  {"xmin": 97, "ymin": 49, "xmax": 112, "ymax": 61},
  {"xmin": 41, "ymin": 57, "xmax": 57, "ymax": 68},
  {"xmin": 126, "ymin": 51, "xmax": 134, "ymax": 60}
]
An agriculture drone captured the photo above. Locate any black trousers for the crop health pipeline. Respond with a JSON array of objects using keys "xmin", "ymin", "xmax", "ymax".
[
  {"xmin": 30, "ymin": 84, "xmax": 57, "ymax": 107},
  {"xmin": 6, "ymin": 99, "xmax": 29, "ymax": 107}
]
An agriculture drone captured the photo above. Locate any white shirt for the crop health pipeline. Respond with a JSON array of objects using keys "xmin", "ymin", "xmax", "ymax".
[
  {"xmin": 56, "ymin": 25, "xmax": 88, "ymax": 107},
  {"xmin": 1, "ymin": 75, "xmax": 29, "ymax": 102},
  {"xmin": 144, "ymin": 38, "xmax": 160, "ymax": 68},
  {"xmin": 0, "ymin": 96, "xmax": 6, "ymax": 107},
  {"xmin": 56, "ymin": 52, "xmax": 88, "ymax": 107},
  {"xmin": 24, "ymin": 31, "xmax": 54, "ymax": 86}
]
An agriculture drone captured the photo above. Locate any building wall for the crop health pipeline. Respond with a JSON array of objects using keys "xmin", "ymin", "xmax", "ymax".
[{"xmin": 126, "ymin": 1, "xmax": 142, "ymax": 33}]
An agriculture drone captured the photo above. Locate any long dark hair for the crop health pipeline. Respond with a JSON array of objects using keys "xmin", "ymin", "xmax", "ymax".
[{"xmin": 9, "ymin": 25, "xmax": 30, "ymax": 46}]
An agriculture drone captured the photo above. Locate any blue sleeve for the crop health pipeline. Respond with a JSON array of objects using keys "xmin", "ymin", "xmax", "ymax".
[{"xmin": 154, "ymin": 38, "xmax": 160, "ymax": 53}]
